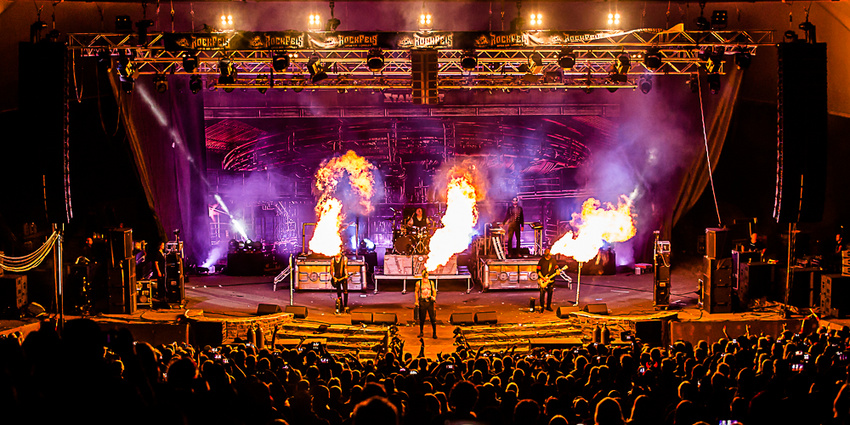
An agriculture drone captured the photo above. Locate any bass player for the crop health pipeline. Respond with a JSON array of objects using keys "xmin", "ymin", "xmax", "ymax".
[
  {"xmin": 536, "ymin": 248, "xmax": 559, "ymax": 312},
  {"xmin": 331, "ymin": 252, "xmax": 350, "ymax": 314}
]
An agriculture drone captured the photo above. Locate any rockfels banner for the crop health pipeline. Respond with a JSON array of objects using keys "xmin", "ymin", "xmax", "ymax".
[{"xmin": 161, "ymin": 28, "xmax": 661, "ymax": 51}]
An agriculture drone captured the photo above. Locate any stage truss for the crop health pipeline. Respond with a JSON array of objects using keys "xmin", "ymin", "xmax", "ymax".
[{"xmin": 66, "ymin": 28, "xmax": 772, "ymax": 91}]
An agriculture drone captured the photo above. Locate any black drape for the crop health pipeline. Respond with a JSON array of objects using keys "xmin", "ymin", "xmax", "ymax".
[{"xmin": 109, "ymin": 74, "xmax": 209, "ymax": 264}]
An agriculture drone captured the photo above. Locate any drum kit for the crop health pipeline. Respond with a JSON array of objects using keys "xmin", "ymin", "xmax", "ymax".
[{"xmin": 389, "ymin": 211, "xmax": 437, "ymax": 255}]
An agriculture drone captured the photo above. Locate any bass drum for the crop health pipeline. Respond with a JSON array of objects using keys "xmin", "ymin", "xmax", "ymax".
[{"xmin": 393, "ymin": 235, "xmax": 413, "ymax": 255}]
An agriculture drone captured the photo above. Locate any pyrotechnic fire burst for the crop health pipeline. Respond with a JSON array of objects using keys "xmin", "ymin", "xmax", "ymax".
[
  {"xmin": 309, "ymin": 151, "xmax": 377, "ymax": 257},
  {"xmin": 425, "ymin": 176, "xmax": 479, "ymax": 271},
  {"xmin": 550, "ymin": 196, "xmax": 636, "ymax": 262}
]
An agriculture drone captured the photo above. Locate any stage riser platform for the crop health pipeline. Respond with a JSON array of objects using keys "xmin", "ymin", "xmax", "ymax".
[
  {"xmin": 295, "ymin": 260, "xmax": 366, "ymax": 291},
  {"xmin": 481, "ymin": 259, "xmax": 541, "ymax": 290},
  {"xmin": 383, "ymin": 254, "xmax": 458, "ymax": 276}
]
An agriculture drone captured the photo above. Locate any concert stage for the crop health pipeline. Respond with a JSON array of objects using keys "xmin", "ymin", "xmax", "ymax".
[{"xmin": 2, "ymin": 259, "xmax": 836, "ymax": 360}]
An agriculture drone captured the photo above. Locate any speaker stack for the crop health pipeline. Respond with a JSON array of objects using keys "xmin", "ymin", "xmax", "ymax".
[
  {"xmin": 702, "ymin": 255, "xmax": 732, "ymax": 314},
  {"xmin": 821, "ymin": 274, "xmax": 850, "ymax": 318},
  {"xmin": 165, "ymin": 252, "xmax": 185, "ymax": 304},
  {"xmin": 106, "ymin": 229, "xmax": 136, "ymax": 314}
]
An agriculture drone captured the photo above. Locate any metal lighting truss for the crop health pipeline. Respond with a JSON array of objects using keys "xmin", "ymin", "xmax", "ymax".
[{"xmin": 67, "ymin": 29, "xmax": 772, "ymax": 91}]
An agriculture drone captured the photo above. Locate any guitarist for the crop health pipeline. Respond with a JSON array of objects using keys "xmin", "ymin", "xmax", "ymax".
[
  {"xmin": 331, "ymin": 252, "xmax": 350, "ymax": 314},
  {"xmin": 537, "ymin": 249, "xmax": 558, "ymax": 312}
]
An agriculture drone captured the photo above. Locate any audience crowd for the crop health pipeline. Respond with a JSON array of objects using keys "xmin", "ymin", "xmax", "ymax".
[{"xmin": 2, "ymin": 318, "xmax": 850, "ymax": 425}]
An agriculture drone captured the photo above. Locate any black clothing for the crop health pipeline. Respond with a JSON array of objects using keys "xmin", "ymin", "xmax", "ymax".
[
  {"xmin": 504, "ymin": 205, "xmax": 524, "ymax": 257},
  {"xmin": 149, "ymin": 249, "xmax": 166, "ymax": 300},
  {"xmin": 537, "ymin": 256, "xmax": 558, "ymax": 310},
  {"xmin": 409, "ymin": 215, "xmax": 429, "ymax": 228},
  {"xmin": 331, "ymin": 256, "xmax": 348, "ymax": 310},
  {"xmin": 418, "ymin": 299, "xmax": 437, "ymax": 336}
]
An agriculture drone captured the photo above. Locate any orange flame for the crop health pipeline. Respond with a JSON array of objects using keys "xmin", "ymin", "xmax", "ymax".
[
  {"xmin": 309, "ymin": 151, "xmax": 376, "ymax": 256},
  {"xmin": 309, "ymin": 198, "xmax": 344, "ymax": 256},
  {"xmin": 425, "ymin": 176, "xmax": 479, "ymax": 271},
  {"xmin": 550, "ymin": 195, "xmax": 636, "ymax": 263}
]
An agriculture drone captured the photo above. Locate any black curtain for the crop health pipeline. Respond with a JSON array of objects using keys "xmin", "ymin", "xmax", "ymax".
[{"xmin": 109, "ymin": 74, "xmax": 209, "ymax": 264}]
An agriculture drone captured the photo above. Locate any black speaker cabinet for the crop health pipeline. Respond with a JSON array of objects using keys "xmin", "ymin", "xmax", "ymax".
[
  {"xmin": 786, "ymin": 267, "xmax": 822, "ymax": 309},
  {"xmin": 108, "ymin": 228, "xmax": 133, "ymax": 268},
  {"xmin": 351, "ymin": 311, "xmax": 372, "ymax": 325},
  {"xmin": 738, "ymin": 262, "xmax": 777, "ymax": 307},
  {"xmin": 556, "ymin": 306, "xmax": 579, "ymax": 318},
  {"xmin": 372, "ymin": 312, "xmax": 398, "ymax": 325},
  {"xmin": 703, "ymin": 256, "xmax": 732, "ymax": 313},
  {"xmin": 705, "ymin": 228, "xmax": 731, "ymax": 259},
  {"xmin": 475, "ymin": 311, "xmax": 498, "ymax": 324},
  {"xmin": 450, "ymin": 312, "xmax": 475, "ymax": 325},
  {"xmin": 654, "ymin": 280, "xmax": 670, "ymax": 307},
  {"xmin": 634, "ymin": 320, "xmax": 663, "ymax": 346},
  {"xmin": 256, "ymin": 303, "xmax": 282, "ymax": 315},
  {"xmin": 821, "ymin": 274, "xmax": 850, "ymax": 318},
  {"xmin": 107, "ymin": 258, "xmax": 136, "ymax": 314},
  {"xmin": 0, "ymin": 274, "xmax": 27, "ymax": 319},
  {"xmin": 285, "ymin": 305, "xmax": 308, "ymax": 319},
  {"xmin": 775, "ymin": 42, "xmax": 827, "ymax": 223},
  {"xmin": 165, "ymin": 255, "xmax": 185, "ymax": 305},
  {"xmin": 583, "ymin": 303, "xmax": 609, "ymax": 315}
]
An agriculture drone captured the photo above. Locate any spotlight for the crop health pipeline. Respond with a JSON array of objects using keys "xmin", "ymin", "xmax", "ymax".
[
  {"xmin": 529, "ymin": 13, "xmax": 543, "ymax": 27},
  {"xmin": 557, "ymin": 47, "xmax": 576, "ymax": 70},
  {"xmin": 695, "ymin": 15, "xmax": 710, "ymax": 31},
  {"xmin": 419, "ymin": 13, "xmax": 432, "ymax": 30},
  {"xmin": 307, "ymin": 55, "xmax": 328, "ymax": 83},
  {"xmin": 189, "ymin": 74, "xmax": 203, "ymax": 94},
  {"xmin": 706, "ymin": 51, "xmax": 723, "ymax": 74},
  {"xmin": 309, "ymin": 14, "xmax": 322, "ymax": 31},
  {"xmin": 643, "ymin": 48, "xmax": 662, "ymax": 70},
  {"xmin": 136, "ymin": 19, "xmax": 154, "ymax": 45},
  {"xmin": 607, "ymin": 12, "xmax": 621, "ymax": 27},
  {"xmin": 116, "ymin": 51, "xmax": 135, "ymax": 92},
  {"xmin": 707, "ymin": 73, "xmax": 720, "ymax": 95},
  {"xmin": 711, "ymin": 10, "xmax": 728, "ymax": 29},
  {"xmin": 182, "ymin": 50, "xmax": 199, "ymax": 73},
  {"xmin": 272, "ymin": 51, "xmax": 290, "ymax": 72},
  {"xmin": 218, "ymin": 58, "xmax": 236, "ymax": 91},
  {"xmin": 529, "ymin": 52, "xmax": 544, "ymax": 74},
  {"xmin": 153, "ymin": 74, "xmax": 168, "ymax": 93},
  {"xmin": 367, "ymin": 48, "xmax": 385, "ymax": 72},
  {"xmin": 687, "ymin": 74, "xmax": 699, "ymax": 93},
  {"xmin": 734, "ymin": 50, "xmax": 752, "ymax": 69},
  {"xmin": 639, "ymin": 75, "xmax": 652, "ymax": 94},
  {"xmin": 97, "ymin": 50, "xmax": 112, "ymax": 72},
  {"xmin": 220, "ymin": 14, "xmax": 233, "ymax": 27},
  {"xmin": 460, "ymin": 50, "xmax": 477, "ymax": 71}
]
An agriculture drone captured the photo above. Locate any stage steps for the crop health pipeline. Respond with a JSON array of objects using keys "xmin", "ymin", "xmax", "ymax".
[
  {"xmin": 457, "ymin": 320, "xmax": 594, "ymax": 353},
  {"xmin": 273, "ymin": 321, "xmax": 388, "ymax": 359}
]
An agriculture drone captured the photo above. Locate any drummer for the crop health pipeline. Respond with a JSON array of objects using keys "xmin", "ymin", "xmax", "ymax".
[{"xmin": 407, "ymin": 207, "xmax": 431, "ymax": 229}]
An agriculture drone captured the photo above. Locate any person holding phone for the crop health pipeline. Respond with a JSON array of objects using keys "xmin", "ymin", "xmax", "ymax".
[{"xmin": 415, "ymin": 270, "xmax": 437, "ymax": 339}]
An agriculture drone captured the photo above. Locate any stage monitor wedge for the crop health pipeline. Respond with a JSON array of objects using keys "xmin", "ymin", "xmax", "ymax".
[
  {"xmin": 450, "ymin": 312, "xmax": 475, "ymax": 325},
  {"xmin": 285, "ymin": 305, "xmax": 308, "ymax": 319},
  {"xmin": 372, "ymin": 312, "xmax": 398, "ymax": 325},
  {"xmin": 474, "ymin": 311, "xmax": 498, "ymax": 325},
  {"xmin": 257, "ymin": 303, "xmax": 282, "ymax": 315},
  {"xmin": 351, "ymin": 311, "xmax": 373, "ymax": 325}
]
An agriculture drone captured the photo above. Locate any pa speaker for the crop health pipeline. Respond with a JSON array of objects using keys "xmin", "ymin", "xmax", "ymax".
[
  {"xmin": 556, "ymin": 306, "xmax": 579, "ymax": 318},
  {"xmin": 257, "ymin": 303, "xmax": 282, "ymax": 315},
  {"xmin": 775, "ymin": 42, "xmax": 827, "ymax": 223},
  {"xmin": 285, "ymin": 305, "xmax": 308, "ymax": 319},
  {"xmin": 351, "ymin": 311, "xmax": 373, "ymax": 325},
  {"xmin": 705, "ymin": 228, "xmax": 731, "ymax": 259},
  {"xmin": 474, "ymin": 311, "xmax": 498, "ymax": 324},
  {"xmin": 450, "ymin": 312, "xmax": 475, "ymax": 325},
  {"xmin": 634, "ymin": 320, "xmax": 663, "ymax": 346},
  {"xmin": 583, "ymin": 303, "xmax": 609, "ymax": 315},
  {"xmin": 373, "ymin": 312, "xmax": 398, "ymax": 325}
]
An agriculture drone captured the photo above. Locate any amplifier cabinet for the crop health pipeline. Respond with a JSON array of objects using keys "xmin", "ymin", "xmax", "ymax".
[
  {"xmin": 821, "ymin": 274, "xmax": 850, "ymax": 318},
  {"xmin": 0, "ymin": 274, "xmax": 27, "ymax": 317}
]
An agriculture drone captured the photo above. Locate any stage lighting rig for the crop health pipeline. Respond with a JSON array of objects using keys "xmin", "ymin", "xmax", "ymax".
[
  {"xmin": 189, "ymin": 75, "xmax": 203, "ymax": 94},
  {"xmin": 97, "ymin": 49, "xmax": 112, "ymax": 72},
  {"xmin": 136, "ymin": 19, "xmax": 154, "ymax": 45},
  {"xmin": 460, "ymin": 50, "xmax": 477, "ymax": 71},
  {"xmin": 557, "ymin": 47, "xmax": 576, "ymax": 70},
  {"xmin": 711, "ymin": 10, "xmax": 728, "ymax": 30},
  {"xmin": 272, "ymin": 51, "xmax": 290, "ymax": 72},
  {"xmin": 153, "ymin": 73, "xmax": 168, "ymax": 93},
  {"xmin": 607, "ymin": 12, "xmax": 621, "ymax": 27},
  {"xmin": 220, "ymin": 14, "xmax": 233, "ymax": 28},
  {"xmin": 367, "ymin": 48, "xmax": 385, "ymax": 72},
  {"xmin": 734, "ymin": 51, "xmax": 752, "ymax": 69},
  {"xmin": 309, "ymin": 14, "xmax": 322, "ymax": 31},
  {"xmin": 182, "ymin": 50, "xmax": 199, "ymax": 73},
  {"xmin": 529, "ymin": 52, "xmax": 544, "ymax": 74},
  {"xmin": 695, "ymin": 3, "xmax": 710, "ymax": 30},
  {"xmin": 643, "ymin": 48, "xmax": 662, "ymax": 70},
  {"xmin": 529, "ymin": 13, "xmax": 543, "ymax": 28},
  {"xmin": 687, "ymin": 73, "xmax": 699, "ymax": 93},
  {"xmin": 116, "ymin": 51, "xmax": 136, "ymax": 92}
]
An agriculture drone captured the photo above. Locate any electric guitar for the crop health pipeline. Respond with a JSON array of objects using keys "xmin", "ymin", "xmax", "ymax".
[
  {"xmin": 538, "ymin": 265, "xmax": 569, "ymax": 290},
  {"xmin": 331, "ymin": 272, "xmax": 356, "ymax": 289}
]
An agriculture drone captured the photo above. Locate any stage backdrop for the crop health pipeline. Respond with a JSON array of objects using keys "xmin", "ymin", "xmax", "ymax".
[{"xmin": 109, "ymin": 74, "xmax": 209, "ymax": 264}]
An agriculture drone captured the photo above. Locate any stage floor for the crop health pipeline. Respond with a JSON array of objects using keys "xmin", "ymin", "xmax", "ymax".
[{"xmin": 2, "ymin": 259, "xmax": 828, "ymax": 358}]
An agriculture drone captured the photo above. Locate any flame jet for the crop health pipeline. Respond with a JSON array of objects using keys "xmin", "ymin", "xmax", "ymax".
[{"xmin": 309, "ymin": 151, "xmax": 377, "ymax": 257}]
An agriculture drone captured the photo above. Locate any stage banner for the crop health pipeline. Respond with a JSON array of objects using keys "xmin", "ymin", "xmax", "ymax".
[{"xmin": 161, "ymin": 28, "xmax": 666, "ymax": 52}]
